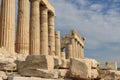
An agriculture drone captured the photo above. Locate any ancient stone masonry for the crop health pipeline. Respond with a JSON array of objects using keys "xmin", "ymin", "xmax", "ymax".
[
  {"xmin": 0, "ymin": 0, "xmax": 15, "ymax": 55},
  {"xmin": 0, "ymin": 0, "xmax": 120, "ymax": 80},
  {"xmin": 55, "ymin": 31, "xmax": 61, "ymax": 57},
  {"xmin": 40, "ymin": 5, "xmax": 48, "ymax": 55},
  {"xmin": 29, "ymin": 0, "xmax": 40, "ymax": 55},
  {"xmin": 48, "ymin": 13, "xmax": 55, "ymax": 55},
  {"xmin": 0, "ymin": 0, "xmax": 56, "ymax": 56},
  {"xmin": 61, "ymin": 30, "xmax": 85, "ymax": 59},
  {"xmin": 66, "ymin": 44, "xmax": 72, "ymax": 59},
  {"xmin": 15, "ymin": 0, "xmax": 29, "ymax": 54},
  {"xmin": 29, "ymin": 0, "xmax": 56, "ymax": 55},
  {"xmin": 0, "ymin": 7, "xmax": 1, "ymax": 47}
]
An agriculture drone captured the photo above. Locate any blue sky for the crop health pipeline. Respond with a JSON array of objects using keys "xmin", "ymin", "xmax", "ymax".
[{"xmin": 49, "ymin": 0, "xmax": 120, "ymax": 66}]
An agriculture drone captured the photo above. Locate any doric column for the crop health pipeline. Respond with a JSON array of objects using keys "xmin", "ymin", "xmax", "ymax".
[
  {"xmin": 0, "ymin": 7, "xmax": 1, "ymax": 47},
  {"xmin": 0, "ymin": 0, "xmax": 15, "ymax": 54},
  {"xmin": 71, "ymin": 38, "xmax": 75, "ymax": 58},
  {"xmin": 40, "ymin": 6, "xmax": 48, "ymax": 55},
  {"xmin": 78, "ymin": 43, "xmax": 81, "ymax": 58},
  {"xmin": 81, "ymin": 46, "xmax": 84, "ymax": 58},
  {"xmin": 75, "ymin": 40, "xmax": 78, "ymax": 58},
  {"xmin": 55, "ymin": 31, "xmax": 61, "ymax": 57},
  {"xmin": 66, "ymin": 44, "xmax": 72, "ymax": 59},
  {"xmin": 15, "ymin": 0, "xmax": 29, "ymax": 54},
  {"xmin": 48, "ymin": 13, "xmax": 55, "ymax": 55},
  {"xmin": 29, "ymin": 0, "xmax": 40, "ymax": 55},
  {"xmin": 61, "ymin": 52, "xmax": 66, "ymax": 59}
]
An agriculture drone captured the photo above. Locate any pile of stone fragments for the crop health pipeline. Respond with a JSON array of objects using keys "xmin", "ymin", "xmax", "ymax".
[{"xmin": 0, "ymin": 49, "xmax": 120, "ymax": 80}]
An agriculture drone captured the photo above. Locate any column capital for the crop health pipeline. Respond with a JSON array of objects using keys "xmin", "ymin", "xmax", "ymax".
[{"xmin": 48, "ymin": 13, "xmax": 55, "ymax": 18}]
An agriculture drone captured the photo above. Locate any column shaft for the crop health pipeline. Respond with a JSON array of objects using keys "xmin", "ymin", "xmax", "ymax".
[
  {"xmin": 55, "ymin": 31, "xmax": 61, "ymax": 57},
  {"xmin": 61, "ymin": 52, "xmax": 66, "ymax": 59},
  {"xmin": 66, "ymin": 44, "xmax": 72, "ymax": 59},
  {"xmin": 15, "ymin": 0, "xmax": 29, "ymax": 54},
  {"xmin": 71, "ymin": 38, "xmax": 75, "ymax": 58},
  {"xmin": 48, "ymin": 14, "xmax": 55, "ymax": 55},
  {"xmin": 0, "ymin": 0, "xmax": 15, "ymax": 54},
  {"xmin": 29, "ymin": 0, "xmax": 40, "ymax": 55},
  {"xmin": 40, "ymin": 6, "xmax": 48, "ymax": 55},
  {"xmin": 81, "ymin": 46, "xmax": 84, "ymax": 58},
  {"xmin": 0, "ymin": 4, "xmax": 1, "ymax": 47},
  {"xmin": 78, "ymin": 43, "xmax": 81, "ymax": 58},
  {"xmin": 0, "ymin": 8, "xmax": 1, "ymax": 47},
  {"xmin": 75, "ymin": 40, "xmax": 78, "ymax": 58}
]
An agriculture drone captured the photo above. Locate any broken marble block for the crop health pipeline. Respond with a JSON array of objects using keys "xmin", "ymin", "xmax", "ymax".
[{"xmin": 70, "ymin": 58, "xmax": 91, "ymax": 79}]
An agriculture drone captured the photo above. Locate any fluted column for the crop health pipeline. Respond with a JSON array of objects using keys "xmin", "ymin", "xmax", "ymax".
[
  {"xmin": 55, "ymin": 31, "xmax": 61, "ymax": 57},
  {"xmin": 0, "ymin": 7, "xmax": 1, "ymax": 47},
  {"xmin": 66, "ymin": 44, "xmax": 72, "ymax": 59},
  {"xmin": 0, "ymin": 0, "xmax": 15, "ymax": 54},
  {"xmin": 48, "ymin": 13, "xmax": 55, "ymax": 55},
  {"xmin": 81, "ymin": 46, "xmax": 84, "ymax": 58},
  {"xmin": 78, "ymin": 43, "xmax": 81, "ymax": 58},
  {"xmin": 15, "ymin": 0, "xmax": 29, "ymax": 54},
  {"xmin": 40, "ymin": 6, "xmax": 48, "ymax": 55},
  {"xmin": 71, "ymin": 38, "xmax": 75, "ymax": 58},
  {"xmin": 61, "ymin": 52, "xmax": 66, "ymax": 59},
  {"xmin": 29, "ymin": 0, "xmax": 40, "ymax": 55},
  {"xmin": 75, "ymin": 40, "xmax": 78, "ymax": 58}
]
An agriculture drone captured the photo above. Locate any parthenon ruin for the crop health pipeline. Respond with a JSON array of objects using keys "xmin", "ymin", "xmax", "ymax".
[
  {"xmin": 0, "ymin": 0, "xmax": 120, "ymax": 80},
  {"xmin": 61, "ymin": 30, "xmax": 85, "ymax": 59},
  {"xmin": 0, "ymin": 0, "xmax": 85, "ymax": 59}
]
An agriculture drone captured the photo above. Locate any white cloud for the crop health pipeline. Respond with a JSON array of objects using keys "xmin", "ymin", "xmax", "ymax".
[
  {"xmin": 90, "ymin": 4, "xmax": 104, "ymax": 12},
  {"xmin": 113, "ymin": 0, "xmax": 120, "ymax": 2},
  {"xmin": 75, "ymin": 0, "xmax": 88, "ymax": 6},
  {"xmin": 49, "ymin": 0, "xmax": 120, "ymax": 65}
]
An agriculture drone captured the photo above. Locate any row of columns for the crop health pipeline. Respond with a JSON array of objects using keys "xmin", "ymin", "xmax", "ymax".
[
  {"xmin": 66, "ymin": 38, "xmax": 84, "ymax": 59},
  {"xmin": 0, "ymin": 0, "xmax": 61, "ymax": 57},
  {"xmin": 29, "ymin": 0, "xmax": 57, "ymax": 56}
]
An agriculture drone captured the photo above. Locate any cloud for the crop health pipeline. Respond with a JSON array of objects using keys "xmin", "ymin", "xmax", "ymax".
[
  {"xmin": 113, "ymin": 0, "xmax": 120, "ymax": 2},
  {"xmin": 75, "ymin": 0, "xmax": 88, "ymax": 6},
  {"xmin": 89, "ymin": 4, "xmax": 104, "ymax": 12},
  {"xmin": 49, "ymin": 0, "xmax": 120, "ymax": 65}
]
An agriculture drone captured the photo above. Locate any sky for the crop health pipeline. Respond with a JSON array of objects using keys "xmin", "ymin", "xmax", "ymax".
[
  {"xmin": 48, "ymin": 0, "xmax": 120, "ymax": 66},
  {"xmin": 0, "ymin": 0, "xmax": 120, "ymax": 66}
]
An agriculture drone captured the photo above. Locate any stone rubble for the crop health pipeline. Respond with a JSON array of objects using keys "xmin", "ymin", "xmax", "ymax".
[
  {"xmin": 91, "ymin": 69, "xmax": 99, "ymax": 79},
  {"xmin": 8, "ymin": 76, "xmax": 72, "ymax": 80},
  {"xmin": 70, "ymin": 58, "xmax": 91, "ymax": 79},
  {"xmin": 0, "ymin": 71, "xmax": 7, "ymax": 79},
  {"xmin": 60, "ymin": 59, "xmax": 70, "ymax": 69},
  {"xmin": 0, "ymin": 52, "xmax": 119, "ymax": 80}
]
